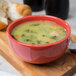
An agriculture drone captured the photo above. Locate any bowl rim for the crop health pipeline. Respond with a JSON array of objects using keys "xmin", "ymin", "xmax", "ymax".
[{"xmin": 7, "ymin": 15, "xmax": 71, "ymax": 48}]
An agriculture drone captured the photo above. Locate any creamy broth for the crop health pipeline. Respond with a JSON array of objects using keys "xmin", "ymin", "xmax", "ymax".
[{"xmin": 11, "ymin": 21, "xmax": 67, "ymax": 45}]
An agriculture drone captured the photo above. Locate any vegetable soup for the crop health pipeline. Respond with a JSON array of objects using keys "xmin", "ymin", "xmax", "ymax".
[{"xmin": 11, "ymin": 21, "xmax": 67, "ymax": 45}]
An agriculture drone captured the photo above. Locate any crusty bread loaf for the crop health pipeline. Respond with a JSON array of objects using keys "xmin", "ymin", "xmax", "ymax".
[
  {"xmin": 8, "ymin": 2, "xmax": 32, "ymax": 21},
  {"xmin": 0, "ymin": 0, "xmax": 8, "ymax": 30},
  {"xmin": 0, "ymin": 17, "xmax": 8, "ymax": 30},
  {"xmin": 0, "ymin": 1, "xmax": 32, "ymax": 30}
]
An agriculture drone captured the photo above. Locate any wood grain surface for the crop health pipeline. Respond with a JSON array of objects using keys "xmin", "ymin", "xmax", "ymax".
[
  {"xmin": 70, "ymin": 34, "xmax": 76, "ymax": 43},
  {"xmin": 0, "ymin": 31, "xmax": 76, "ymax": 76}
]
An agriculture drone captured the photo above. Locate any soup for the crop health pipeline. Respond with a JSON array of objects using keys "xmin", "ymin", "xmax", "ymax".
[{"xmin": 11, "ymin": 21, "xmax": 67, "ymax": 45}]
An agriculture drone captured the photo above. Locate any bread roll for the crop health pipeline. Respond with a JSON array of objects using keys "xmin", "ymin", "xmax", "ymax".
[
  {"xmin": 0, "ymin": 0, "xmax": 8, "ymax": 30},
  {"xmin": 8, "ymin": 2, "xmax": 32, "ymax": 21}
]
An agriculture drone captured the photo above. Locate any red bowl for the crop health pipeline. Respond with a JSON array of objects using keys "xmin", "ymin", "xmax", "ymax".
[{"xmin": 7, "ymin": 15, "xmax": 71, "ymax": 64}]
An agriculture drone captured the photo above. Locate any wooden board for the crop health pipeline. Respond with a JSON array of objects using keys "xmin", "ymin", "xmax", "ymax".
[{"xmin": 0, "ymin": 31, "xmax": 76, "ymax": 76}]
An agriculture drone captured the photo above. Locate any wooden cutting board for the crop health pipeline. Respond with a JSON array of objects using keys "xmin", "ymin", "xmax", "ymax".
[{"xmin": 0, "ymin": 31, "xmax": 76, "ymax": 76}]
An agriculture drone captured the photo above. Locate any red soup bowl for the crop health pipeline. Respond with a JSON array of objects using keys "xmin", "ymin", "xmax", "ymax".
[{"xmin": 7, "ymin": 15, "xmax": 71, "ymax": 64}]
